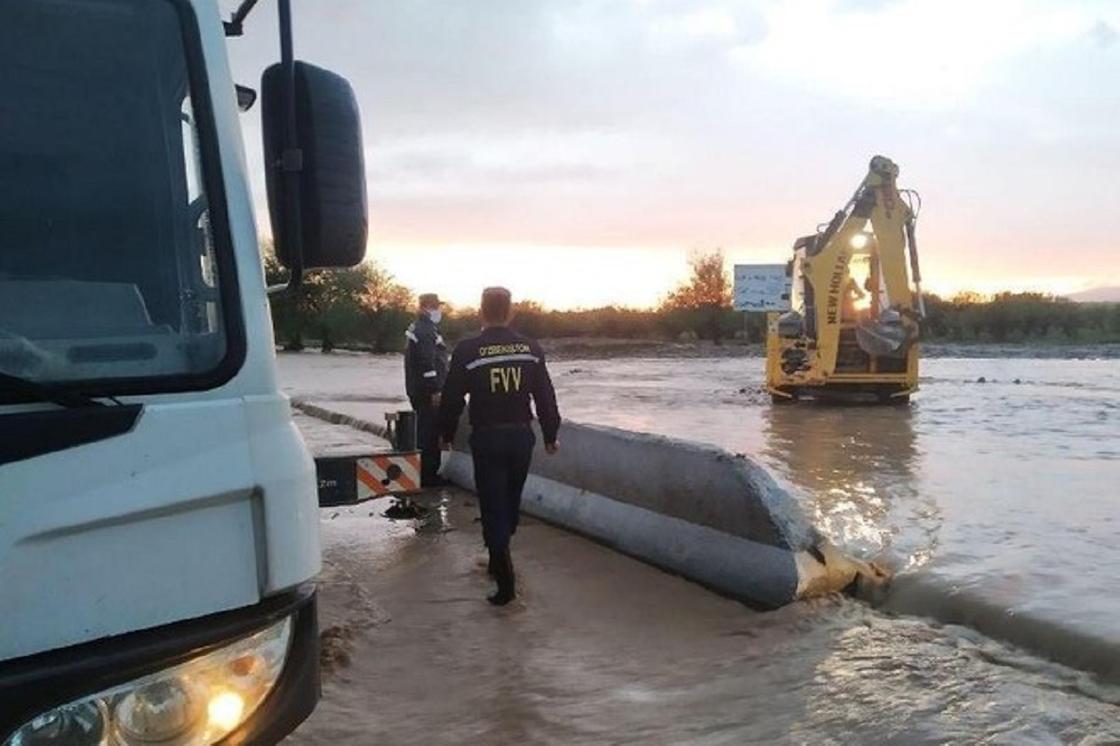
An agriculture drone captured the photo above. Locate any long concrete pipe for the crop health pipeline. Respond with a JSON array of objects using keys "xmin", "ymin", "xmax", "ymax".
[
  {"xmin": 443, "ymin": 420, "xmax": 882, "ymax": 609},
  {"xmin": 290, "ymin": 399, "xmax": 879, "ymax": 608}
]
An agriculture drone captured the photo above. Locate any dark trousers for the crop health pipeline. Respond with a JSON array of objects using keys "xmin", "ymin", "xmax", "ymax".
[
  {"xmin": 469, "ymin": 427, "xmax": 535, "ymax": 553},
  {"xmin": 410, "ymin": 397, "xmax": 440, "ymax": 483}
]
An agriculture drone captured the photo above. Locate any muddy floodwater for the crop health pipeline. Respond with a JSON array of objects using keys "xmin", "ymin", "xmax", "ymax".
[{"xmin": 281, "ymin": 351, "xmax": 1120, "ymax": 743}]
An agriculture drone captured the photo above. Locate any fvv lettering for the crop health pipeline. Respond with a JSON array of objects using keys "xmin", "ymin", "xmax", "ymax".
[{"xmin": 490, "ymin": 366, "xmax": 523, "ymax": 393}]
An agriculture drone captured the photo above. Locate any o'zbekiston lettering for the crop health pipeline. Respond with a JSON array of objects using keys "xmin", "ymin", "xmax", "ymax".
[{"xmin": 479, "ymin": 343, "xmax": 532, "ymax": 357}]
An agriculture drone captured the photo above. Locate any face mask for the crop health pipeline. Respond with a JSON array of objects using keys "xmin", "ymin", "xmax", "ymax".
[{"xmin": 428, "ymin": 309, "xmax": 443, "ymax": 324}]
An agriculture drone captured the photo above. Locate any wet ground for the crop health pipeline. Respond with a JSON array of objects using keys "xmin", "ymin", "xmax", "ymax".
[
  {"xmin": 290, "ymin": 491, "xmax": 1120, "ymax": 745},
  {"xmin": 281, "ymin": 351, "xmax": 1120, "ymax": 743}
]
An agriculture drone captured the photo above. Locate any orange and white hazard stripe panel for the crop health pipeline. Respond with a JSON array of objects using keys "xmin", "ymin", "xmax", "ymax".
[{"xmin": 356, "ymin": 453, "xmax": 422, "ymax": 498}]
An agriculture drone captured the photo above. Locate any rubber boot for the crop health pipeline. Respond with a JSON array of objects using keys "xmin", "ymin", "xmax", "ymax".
[{"xmin": 488, "ymin": 548, "xmax": 516, "ymax": 606}]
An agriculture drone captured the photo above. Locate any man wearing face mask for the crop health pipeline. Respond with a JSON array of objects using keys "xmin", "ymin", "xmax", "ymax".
[{"xmin": 404, "ymin": 293, "xmax": 449, "ymax": 487}]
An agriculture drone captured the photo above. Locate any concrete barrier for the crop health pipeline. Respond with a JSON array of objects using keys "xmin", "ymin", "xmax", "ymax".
[
  {"xmin": 444, "ymin": 420, "xmax": 881, "ymax": 609},
  {"xmin": 291, "ymin": 399, "xmax": 880, "ymax": 608}
]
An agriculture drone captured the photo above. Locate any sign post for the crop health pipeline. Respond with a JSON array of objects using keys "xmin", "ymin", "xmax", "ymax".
[
  {"xmin": 734, "ymin": 264, "xmax": 792, "ymax": 343},
  {"xmin": 733, "ymin": 264, "xmax": 792, "ymax": 312}
]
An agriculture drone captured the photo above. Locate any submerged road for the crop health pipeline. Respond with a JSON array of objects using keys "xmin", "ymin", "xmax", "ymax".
[{"xmin": 287, "ymin": 412, "xmax": 1120, "ymax": 745}]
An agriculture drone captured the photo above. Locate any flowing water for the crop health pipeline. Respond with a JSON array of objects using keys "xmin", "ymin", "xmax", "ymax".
[
  {"xmin": 549, "ymin": 356, "xmax": 1120, "ymax": 673},
  {"xmin": 280, "ymin": 351, "xmax": 1120, "ymax": 743}
]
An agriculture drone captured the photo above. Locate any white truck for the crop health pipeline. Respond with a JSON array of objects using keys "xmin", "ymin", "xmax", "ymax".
[{"xmin": 1, "ymin": 0, "xmax": 367, "ymax": 742}]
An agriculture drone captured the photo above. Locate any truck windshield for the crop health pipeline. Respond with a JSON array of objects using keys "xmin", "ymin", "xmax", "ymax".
[{"xmin": 0, "ymin": 0, "xmax": 236, "ymax": 393}]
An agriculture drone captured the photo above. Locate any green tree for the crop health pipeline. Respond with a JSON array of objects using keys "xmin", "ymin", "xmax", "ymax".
[
  {"xmin": 358, "ymin": 265, "xmax": 415, "ymax": 353},
  {"xmin": 261, "ymin": 242, "xmax": 413, "ymax": 352},
  {"xmin": 983, "ymin": 293, "xmax": 1014, "ymax": 341},
  {"xmin": 510, "ymin": 300, "xmax": 547, "ymax": 338},
  {"xmin": 661, "ymin": 249, "xmax": 733, "ymax": 344},
  {"xmin": 442, "ymin": 307, "xmax": 480, "ymax": 344},
  {"xmin": 920, "ymin": 293, "xmax": 951, "ymax": 338},
  {"xmin": 1051, "ymin": 299, "xmax": 1081, "ymax": 339},
  {"xmin": 264, "ymin": 250, "xmax": 316, "ymax": 350},
  {"xmin": 1083, "ymin": 303, "xmax": 1112, "ymax": 335}
]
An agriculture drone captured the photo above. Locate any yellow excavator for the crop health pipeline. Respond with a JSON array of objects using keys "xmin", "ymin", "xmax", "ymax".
[{"xmin": 767, "ymin": 156, "xmax": 924, "ymax": 403}]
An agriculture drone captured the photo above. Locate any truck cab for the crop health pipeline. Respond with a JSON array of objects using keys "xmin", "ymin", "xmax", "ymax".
[{"xmin": 0, "ymin": 0, "xmax": 366, "ymax": 742}]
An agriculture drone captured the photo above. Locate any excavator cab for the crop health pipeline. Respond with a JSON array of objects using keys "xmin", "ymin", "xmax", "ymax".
[{"xmin": 766, "ymin": 156, "xmax": 924, "ymax": 403}]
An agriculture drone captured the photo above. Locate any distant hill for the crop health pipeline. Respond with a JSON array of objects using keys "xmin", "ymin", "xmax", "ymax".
[{"xmin": 1068, "ymin": 286, "xmax": 1120, "ymax": 303}]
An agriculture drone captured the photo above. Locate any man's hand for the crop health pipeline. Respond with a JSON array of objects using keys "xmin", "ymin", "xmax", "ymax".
[
  {"xmin": 544, "ymin": 441, "xmax": 559, "ymax": 455},
  {"xmin": 431, "ymin": 392, "xmax": 442, "ymax": 408},
  {"xmin": 438, "ymin": 437, "xmax": 452, "ymax": 452}
]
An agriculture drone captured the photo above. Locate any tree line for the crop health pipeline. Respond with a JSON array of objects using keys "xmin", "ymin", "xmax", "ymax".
[
  {"xmin": 922, "ymin": 291, "xmax": 1120, "ymax": 342},
  {"xmin": 265, "ymin": 249, "xmax": 1120, "ymax": 352}
]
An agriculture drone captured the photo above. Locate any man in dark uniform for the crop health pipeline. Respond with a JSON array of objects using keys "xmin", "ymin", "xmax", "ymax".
[
  {"xmin": 404, "ymin": 293, "xmax": 449, "ymax": 487},
  {"xmin": 438, "ymin": 287, "xmax": 561, "ymax": 606}
]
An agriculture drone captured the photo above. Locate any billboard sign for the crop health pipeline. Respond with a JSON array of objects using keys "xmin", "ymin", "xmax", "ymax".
[{"xmin": 733, "ymin": 264, "xmax": 791, "ymax": 312}]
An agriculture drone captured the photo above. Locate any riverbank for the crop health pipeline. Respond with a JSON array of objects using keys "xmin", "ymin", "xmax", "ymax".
[
  {"xmin": 539, "ymin": 337, "xmax": 1120, "ymax": 360},
  {"xmin": 293, "ymin": 338, "xmax": 1120, "ymax": 361}
]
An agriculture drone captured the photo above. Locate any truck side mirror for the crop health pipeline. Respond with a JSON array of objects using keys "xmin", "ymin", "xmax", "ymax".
[{"xmin": 262, "ymin": 61, "xmax": 367, "ymax": 272}]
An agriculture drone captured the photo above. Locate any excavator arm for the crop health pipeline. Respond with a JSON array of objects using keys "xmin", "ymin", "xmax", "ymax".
[
  {"xmin": 799, "ymin": 155, "xmax": 919, "ymax": 377},
  {"xmin": 866, "ymin": 157, "xmax": 915, "ymax": 316}
]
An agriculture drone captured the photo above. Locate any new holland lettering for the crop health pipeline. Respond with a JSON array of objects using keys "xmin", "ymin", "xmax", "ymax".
[{"xmin": 826, "ymin": 254, "xmax": 847, "ymax": 325}]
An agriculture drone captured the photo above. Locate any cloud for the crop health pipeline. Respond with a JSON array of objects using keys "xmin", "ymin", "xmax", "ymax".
[
  {"xmin": 1090, "ymin": 19, "xmax": 1118, "ymax": 48},
  {"xmin": 367, "ymin": 132, "xmax": 633, "ymax": 199},
  {"xmin": 223, "ymin": 0, "xmax": 1120, "ymax": 302},
  {"xmin": 646, "ymin": 5, "xmax": 768, "ymax": 49},
  {"xmin": 834, "ymin": 0, "xmax": 900, "ymax": 12},
  {"xmin": 730, "ymin": 0, "xmax": 1094, "ymax": 111}
]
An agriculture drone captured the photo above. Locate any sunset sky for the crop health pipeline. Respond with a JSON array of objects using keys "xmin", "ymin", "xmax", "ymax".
[{"xmin": 226, "ymin": 0, "xmax": 1120, "ymax": 310}]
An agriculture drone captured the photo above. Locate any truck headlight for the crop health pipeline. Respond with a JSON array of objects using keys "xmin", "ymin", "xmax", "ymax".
[{"xmin": 5, "ymin": 617, "xmax": 291, "ymax": 746}]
